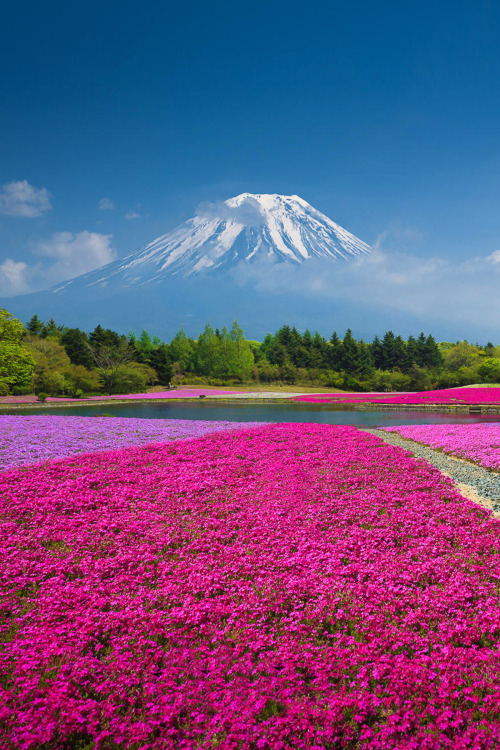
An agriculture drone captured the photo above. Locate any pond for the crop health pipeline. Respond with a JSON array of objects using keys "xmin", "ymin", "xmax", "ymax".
[{"xmin": 2, "ymin": 401, "xmax": 500, "ymax": 427}]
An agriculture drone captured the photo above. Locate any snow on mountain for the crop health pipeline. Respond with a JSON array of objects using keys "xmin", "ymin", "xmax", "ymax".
[{"xmin": 54, "ymin": 194, "xmax": 370, "ymax": 292}]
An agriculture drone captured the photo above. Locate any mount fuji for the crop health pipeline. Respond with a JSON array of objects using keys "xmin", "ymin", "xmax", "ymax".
[
  {"xmin": 54, "ymin": 193, "xmax": 370, "ymax": 292},
  {"xmin": 2, "ymin": 194, "xmax": 374, "ymax": 338}
]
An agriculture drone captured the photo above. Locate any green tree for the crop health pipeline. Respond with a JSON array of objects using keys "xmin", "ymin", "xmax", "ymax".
[
  {"xmin": 170, "ymin": 329, "xmax": 195, "ymax": 372},
  {"xmin": 339, "ymin": 329, "xmax": 360, "ymax": 373},
  {"xmin": 148, "ymin": 344, "xmax": 173, "ymax": 385},
  {"xmin": 442, "ymin": 341, "xmax": 479, "ymax": 371},
  {"xmin": 41, "ymin": 318, "xmax": 63, "ymax": 339},
  {"xmin": 89, "ymin": 324, "xmax": 123, "ymax": 349},
  {"xmin": 328, "ymin": 332, "xmax": 342, "ymax": 370},
  {"xmin": 195, "ymin": 323, "xmax": 219, "ymax": 376},
  {"xmin": 478, "ymin": 358, "xmax": 500, "ymax": 384},
  {"xmin": 370, "ymin": 335, "xmax": 384, "ymax": 369},
  {"xmin": 0, "ymin": 309, "xmax": 35, "ymax": 393},
  {"xmin": 26, "ymin": 314, "xmax": 44, "ymax": 336},
  {"xmin": 61, "ymin": 328, "xmax": 93, "ymax": 368},
  {"xmin": 228, "ymin": 320, "xmax": 254, "ymax": 379},
  {"xmin": 62, "ymin": 364, "xmax": 101, "ymax": 396},
  {"xmin": 112, "ymin": 362, "xmax": 157, "ymax": 393},
  {"xmin": 87, "ymin": 340, "xmax": 135, "ymax": 394},
  {"xmin": 356, "ymin": 341, "xmax": 374, "ymax": 377},
  {"xmin": 380, "ymin": 331, "xmax": 398, "ymax": 370},
  {"xmin": 422, "ymin": 334, "xmax": 443, "ymax": 368}
]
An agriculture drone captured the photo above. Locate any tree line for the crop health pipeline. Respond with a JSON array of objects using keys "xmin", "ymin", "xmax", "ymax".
[{"xmin": 1, "ymin": 307, "xmax": 500, "ymax": 397}]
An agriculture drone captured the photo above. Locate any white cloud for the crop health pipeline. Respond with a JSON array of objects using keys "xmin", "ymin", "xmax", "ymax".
[
  {"xmin": 0, "ymin": 231, "xmax": 116, "ymax": 296},
  {"xmin": 487, "ymin": 250, "xmax": 500, "ymax": 265},
  {"xmin": 197, "ymin": 197, "xmax": 266, "ymax": 227},
  {"xmin": 98, "ymin": 197, "xmax": 114, "ymax": 210},
  {"xmin": 125, "ymin": 211, "xmax": 141, "ymax": 220},
  {"xmin": 230, "ymin": 230, "xmax": 500, "ymax": 336},
  {"xmin": 0, "ymin": 180, "xmax": 52, "ymax": 218},
  {"xmin": 0, "ymin": 259, "xmax": 31, "ymax": 295}
]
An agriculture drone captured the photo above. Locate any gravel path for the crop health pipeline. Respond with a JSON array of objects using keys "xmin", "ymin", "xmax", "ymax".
[{"xmin": 364, "ymin": 428, "xmax": 500, "ymax": 516}]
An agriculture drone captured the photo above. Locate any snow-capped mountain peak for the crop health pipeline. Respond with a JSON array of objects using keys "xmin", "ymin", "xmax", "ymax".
[{"xmin": 54, "ymin": 193, "xmax": 370, "ymax": 291}]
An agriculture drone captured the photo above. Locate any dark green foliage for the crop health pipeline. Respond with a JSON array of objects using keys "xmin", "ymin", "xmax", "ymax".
[
  {"xmin": 61, "ymin": 328, "xmax": 93, "ymax": 368},
  {"xmin": 89, "ymin": 325, "xmax": 123, "ymax": 350},
  {"xmin": 9, "ymin": 308, "xmax": 497, "ymax": 394},
  {"xmin": 41, "ymin": 318, "xmax": 63, "ymax": 339},
  {"xmin": 26, "ymin": 314, "xmax": 43, "ymax": 335}
]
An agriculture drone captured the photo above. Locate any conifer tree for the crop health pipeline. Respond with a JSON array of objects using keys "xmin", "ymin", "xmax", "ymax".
[
  {"xmin": 328, "ymin": 331, "xmax": 342, "ymax": 370},
  {"xmin": 370, "ymin": 335, "xmax": 384, "ymax": 369},
  {"xmin": 339, "ymin": 329, "xmax": 360, "ymax": 374},
  {"xmin": 26, "ymin": 314, "xmax": 43, "ymax": 336},
  {"xmin": 423, "ymin": 334, "xmax": 442, "ymax": 367}
]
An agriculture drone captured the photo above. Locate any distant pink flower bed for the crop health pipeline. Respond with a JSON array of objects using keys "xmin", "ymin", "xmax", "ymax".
[
  {"xmin": 385, "ymin": 422, "xmax": 500, "ymax": 470},
  {"xmin": 295, "ymin": 387, "xmax": 500, "ymax": 405},
  {"xmin": 294, "ymin": 392, "xmax": 398, "ymax": 403},
  {"xmin": 3, "ymin": 424, "xmax": 500, "ymax": 747},
  {"xmin": 0, "ymin": 389, "xmax": 249, "ymax": 405},
  {"xmin": 0, "ymin": 415, "xmax": 260, "ymax": 470}
]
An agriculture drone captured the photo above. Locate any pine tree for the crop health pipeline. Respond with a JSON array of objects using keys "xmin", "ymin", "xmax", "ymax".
[
  {"xmin": 26, "ymin": 314, "xmax": 43, "ymax": 336},
  {"xmin": 380, "ymin": 331, "xmax": 398, "ymax": 370},
  {"xmin": 423, "ymin": 334, "xmax": 442, "ymax": 367},
  {"xmin": 356, "ymin": 341, "xmax": 374, "ymax": 377},
  {"xmin": 148, "ymin": 344, "xmax": 173, "ymax": 385},
  {"xmin": 370, "ymin": 335, "xmax": 384, "ymax": 369},
  {"xmin": 339, "ymin": 329, "xmax": 360, "ymax": 374},
  {"xmin": 41, "ymin": 318, "xmax": 63, "ymax": 339},
  {"xmin": 406, "ymin": 335, "xmax": 418, "ymax": 368},
  {"xmin": 61, "ymin": 328, "xmax": 92, "ymax": 368},
  {"xmin": 415, "ymin": 332, "xmax": 428, "ymax": 367},
  {"xmin": 328, "ymin": 332, "xmax": 342, "ymax": 370},
  {"xmin": 310, "ymin": 331, "xmax": 327, "ymax": 369},
  {"xmin": 393, "ymin": 335, "xmax": 409, "ymax": 372}
]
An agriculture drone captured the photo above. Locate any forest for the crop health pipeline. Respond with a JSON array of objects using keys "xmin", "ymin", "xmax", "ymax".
[{"xmin": 1, "ymin": 308, "xmax": 500, "ymax": 397}]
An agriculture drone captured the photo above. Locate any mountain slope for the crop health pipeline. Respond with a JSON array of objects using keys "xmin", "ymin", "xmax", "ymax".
[{"xmin": 54, "ymin": 193, "xmax": 370, "ymax": 292}]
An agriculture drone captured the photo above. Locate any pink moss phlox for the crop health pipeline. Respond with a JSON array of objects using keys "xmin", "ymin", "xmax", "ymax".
[
  {"xmin": 0, "ymin": 415, "xmax": 260, "ymax": 470},
  {"xmin": 295, "ymin": 387, "xmax": 500, "ymax": 405},
  {"xmin": 2, "ymin": 424, "xmax": 500, "ymax": 747},
  {"xmin": 385, "ymin": 422, "xmax": 500, "ymax": 470}
]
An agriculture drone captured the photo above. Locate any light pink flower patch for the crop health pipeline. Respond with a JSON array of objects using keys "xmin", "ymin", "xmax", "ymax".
[
  {"xmin": 385, "ymin": 422, "xmax": 500, "ymax": 470},
  {"xmin": 2, "ymin": 424, "xmax": 500, "ymax": 748}
]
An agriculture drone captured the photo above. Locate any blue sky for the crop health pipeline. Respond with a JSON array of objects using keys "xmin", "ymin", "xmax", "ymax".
[{"xmin": 1, "ymin": 0, "xmax": 499, "ymax": 303}]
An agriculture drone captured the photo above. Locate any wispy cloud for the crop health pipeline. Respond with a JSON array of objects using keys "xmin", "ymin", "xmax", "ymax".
[
  {"xmin": 230, "ymin": 228, "xmax": 500, "ymax": 336},
  {"xmin": 125, "ymin": 211, "xmax": 141, "ymax": 220},
  {"xmin": 197, "ymin": 197, "xmax": 266, "ymax": 227},
  {"xmin": 0, "ymin": 231, "xmax": 116, "ymax": 296},
  {"xmin": 98, "ymin": 197, "xmax": 114, "ymax": 210},
  {"xmin": 0, "ymin": 180, "xmax": 52, "ymax": 218}
]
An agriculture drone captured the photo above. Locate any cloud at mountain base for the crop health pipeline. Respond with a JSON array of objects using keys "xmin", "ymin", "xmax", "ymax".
[{"xmin": 230, "ymin": 247, "xmax": 500, "ymax": 335}]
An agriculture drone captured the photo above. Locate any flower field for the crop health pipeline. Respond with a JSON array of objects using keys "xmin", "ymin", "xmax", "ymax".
[
  {"xmin": 295, "ymin": 387, "xmax": 500, "ymax": 405},
  {"xmin": 2, "ymin": 423, "xmax": 500, "ymax": 748},
  {"xmin": 385, "ymin": 422, "xmax": 500, "ymax": 470},
  {"xmin": 0, "ymin": 388, "xmax": 250, "ymax": 406},
  {"xmin": 0, "ymin": 415, "xmax": 259, "ymax": 470}
]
